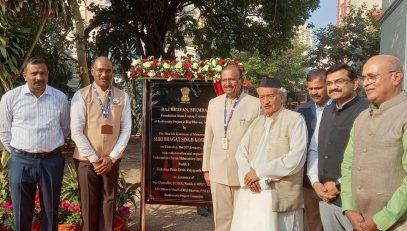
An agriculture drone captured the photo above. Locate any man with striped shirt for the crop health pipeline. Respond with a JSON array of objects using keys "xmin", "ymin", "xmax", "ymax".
[{"xmin": 0, "ymin": 57, "xmax": 70, "ymax": 230}]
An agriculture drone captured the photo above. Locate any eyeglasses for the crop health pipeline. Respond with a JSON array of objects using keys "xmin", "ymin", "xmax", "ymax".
[
  {"xmin": 326, "ymin": 78, "xmax": 352, "ymax": 87},
  {"xmin": 359, "ymin": 71, "xmax": 397, "ymax": 83}
]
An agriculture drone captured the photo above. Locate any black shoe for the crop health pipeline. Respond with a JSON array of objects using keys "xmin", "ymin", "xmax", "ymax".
[{"xmin": 197, "ymin": 206, "xmax": 209, "ymax": 216}]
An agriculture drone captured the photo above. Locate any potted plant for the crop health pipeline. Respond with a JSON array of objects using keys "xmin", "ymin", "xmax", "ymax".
[
  {"xmin": 58, "ymin": 165, "xmax": 81, "ymax": 230},
  {"xmin": 58, "ymin": 200, "xmax": 81, "ymax": 231},
  {"xmin": 115, "ymin": 171, "xmax": 140, "ymax": 230}
]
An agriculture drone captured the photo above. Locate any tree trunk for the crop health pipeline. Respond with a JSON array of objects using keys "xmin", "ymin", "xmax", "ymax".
[
  {"xmin": 69, "ymin": 0, "xmax": 90, "ymax": 88},
  {"xmin": 15, "ymin": 10, "xmax": 49, "ymax": 82}
]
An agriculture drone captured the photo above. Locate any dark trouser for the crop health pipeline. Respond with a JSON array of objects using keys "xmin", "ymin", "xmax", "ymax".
[
  {"xmin": 303, "ymin": 187, "xmax": 323, "ymax": 231},
  {"xmin": 74, "ymin": 158, "xmax": 121, "ymax": 231},
  {"xmin": 8, "ymin": 150, "xmax": 65, "ymax": 231}
]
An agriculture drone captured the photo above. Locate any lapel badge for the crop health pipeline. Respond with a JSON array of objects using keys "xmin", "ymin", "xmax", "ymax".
[{"xmin": 112, "ymin": 98, "xmax": 120, "ymax": 105}]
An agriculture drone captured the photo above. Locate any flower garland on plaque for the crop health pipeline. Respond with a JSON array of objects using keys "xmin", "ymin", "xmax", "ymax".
[{"xmin": 127, "ymin": 57, "xmax": 244, "ymax": 96}]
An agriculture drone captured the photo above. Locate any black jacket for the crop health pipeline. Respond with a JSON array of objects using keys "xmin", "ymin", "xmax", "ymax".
[{"xmin": 318, "ymin": 95, "xmax": 369, "ymax": 206}]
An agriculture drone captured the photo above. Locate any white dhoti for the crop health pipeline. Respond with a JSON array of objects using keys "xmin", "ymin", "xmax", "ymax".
[{"xmin": 231, "ymin": 188, "xmax": 303, "ymax": 231}]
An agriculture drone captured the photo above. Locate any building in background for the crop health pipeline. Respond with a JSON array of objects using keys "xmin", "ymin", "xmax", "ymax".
[
  {"xmin": 297, "ymin": 25, "xmax": 314, "ymax": 48},
  {"xmin": 337, "ymin": 0, "xmax": 382, "ymax": 27},
  {"xmin": 380, "ymin": 0, "xmax": 407, "ymax": 88}
]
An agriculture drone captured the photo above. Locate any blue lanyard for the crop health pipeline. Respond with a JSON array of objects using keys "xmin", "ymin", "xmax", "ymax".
[
  {"xmin": 224, "ymin": 92, "xmax": 242, "ymax": 137},
  {"xmin": 91, "ymin": 83, "xmax": 112, "ymax": 119}
]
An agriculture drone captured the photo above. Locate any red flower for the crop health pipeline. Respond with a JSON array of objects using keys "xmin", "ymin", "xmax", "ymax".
[
  {"xmin": 141, "ymin": 58, "xmax": 148, "ymax": 63},
  {"xmin": 119, "ymin": 206, "xmax": 130, "ymax": 215},
  {"xmin": 1, "ymin": 202, "xmax": 13, "ymax": 209},
  {"xmin": 231, "ymin": 60, "xmax": 239, "ymax": 65},
  {"xmin": 114, "ymin": 216, "xmax": 123, "ymax": 226},
  {"xmin": 198, "ymin": 60, "xmax": 205, "ymax": 67},
  {"xmin": 197, "ymin": 73, "xmax": 204, "ymax": 79},
  {"xmin": 68, "ymin": 204, "xmax": 81, "ymax": 212},
  {"xmin": 210, "ymin": 72, "xmax": 215, "ymax": 77},
  {"xmin": 164, "ymin": 70, "xmax": 170, "ymax": 78},
  {"xmin": 173, "ymin": 71, "xmax": 179, "ymax": 78},
  {"xmin": 186, "ymin": 72, "xmax": 193, "ymax": 79},
  {"xmin": 35, "ymin": 194, "xmax": 40, "ymax": 206},
  {"xmin": 136, "ymin": 67, "xmax": 143, "ymax": 73},
  {"xmin": 184, "ymin": 62, "xmax": 191, "ymax": 70},
  {"xmin": 129, "ymin": 66, "xmax": 134, "ymax": 71},
  {"xmin": 60, "ymin": 200, "xmax": 70, "ymax": 210},
  {"xmin": 218, "ymin": 58, "xmax": 225, "ymax": 65},
  {"xmin": 155, "ymin": 72, "xmax": 161, "ymax": 77},
  {"xmin": 142, "ymin": 72, "xmax": 149, "ymax": 77},
  {"xmin": 171, "ymin": 59, "xmax": 177, "ymax": 65},
  {"xmin": 72, "ymin": 224, "xmax": 81, "ymax": 231},
  {"xmin": 153, "ymin": 58, "xmax": 158, "ymax": 63},
  {"xmin": 151, "ymin": 63, "xmax": 158, "ymax": 70},
  {"xmin": 130, "ymin": 72, "xmax": 136, "ymax": 79}
]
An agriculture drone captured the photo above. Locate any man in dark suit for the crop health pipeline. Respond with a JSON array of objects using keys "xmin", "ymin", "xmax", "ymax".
[{"xmin": 296, "ymin": 69, "xmax": 330, "ymax": 231}]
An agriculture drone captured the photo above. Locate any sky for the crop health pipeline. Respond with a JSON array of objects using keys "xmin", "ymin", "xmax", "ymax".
[{"xmin": 307, "ymin": 0, "xmax": 337, "ymax": 30}]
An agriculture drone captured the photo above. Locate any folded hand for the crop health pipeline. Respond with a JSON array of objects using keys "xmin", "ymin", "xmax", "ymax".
[
  {"xmin": 248, "ymin": 181, "xmax": 261, "ymax": 193},
  {"xmin": 244, "ymin": 168, "xmax": 260, "ymax": 186},
  {"xmin": 92, "ymin": 157, "xmax": 113, "ymax": 175},
  {"xmin": 313, "ymin": 182, "xmax": 336, "ymax": 202}
]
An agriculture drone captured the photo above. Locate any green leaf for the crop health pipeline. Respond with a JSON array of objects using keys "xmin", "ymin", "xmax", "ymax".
[
  {"xmin": 0, "ymin": 37, "xmax": 6, "ymax": 46},
  {"xmin": 0, "ymin": 46, "xmax": 7, "ymax": 58}
]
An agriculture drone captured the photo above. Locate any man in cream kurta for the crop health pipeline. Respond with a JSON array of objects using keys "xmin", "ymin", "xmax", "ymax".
[
  {"xmin": 202, "ymin": 64, "xmax": 262, "ymax": 231},
  {"xmin": 71, "ymin": 56, "xmax": 131, "ymax": 231},
  {"xmin": 231, "ymin": 77, "xmax": 307, "ymax": 231}
]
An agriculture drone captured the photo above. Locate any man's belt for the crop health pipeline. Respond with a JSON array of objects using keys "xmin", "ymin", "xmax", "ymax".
[{"xmin": 12, "ymin": 148, "xmax": 60, "ymax": 159}]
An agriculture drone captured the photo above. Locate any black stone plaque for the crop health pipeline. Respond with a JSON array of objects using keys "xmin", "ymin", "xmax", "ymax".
[{"xmin": 143, "ymin": 80, "xmax": 216, "ymax": 206}]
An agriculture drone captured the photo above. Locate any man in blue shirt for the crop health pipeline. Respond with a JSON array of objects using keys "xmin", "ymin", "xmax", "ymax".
[{"xmin": 296, "ymin": 69, "xmax": 330, "ymax": 231}]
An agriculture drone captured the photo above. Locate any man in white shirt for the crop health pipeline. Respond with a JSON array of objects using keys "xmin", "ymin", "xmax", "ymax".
[
  {"xmin": 0, "ymin": 57, "xmax": 70, "ymax": 230},
  {"xmin": 70, "ymin": 56, "xmax": 131, "ymax": 231},
  {"xmin": 231, "ymin": 77, "xmax": 307, "ymax": 231}
]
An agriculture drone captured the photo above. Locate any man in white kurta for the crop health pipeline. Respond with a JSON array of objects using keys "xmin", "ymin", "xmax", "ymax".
[{"xmin": 231, "ymin": 77, "xmax": 307, "ymax": 231}]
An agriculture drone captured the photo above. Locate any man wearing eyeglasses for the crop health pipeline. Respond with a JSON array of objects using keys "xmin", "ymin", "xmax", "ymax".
[
  {"xmin": 314, "ymin": 64, "xmax": 369, "ymax": 230},
  {"xmin": 202, "ymin": 64, "xmax": 262, "ymax": 231},
  {"xmin": 342, "ymin": 54, "xmax": 407, "ymax": 231}
]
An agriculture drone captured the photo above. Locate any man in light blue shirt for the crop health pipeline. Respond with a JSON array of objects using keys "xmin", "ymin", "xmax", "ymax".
[
  {"xmin": 296, "ymin": 69, "xmax": 331, "ymax": 231},
  {"xmin": 0, "ymin": 57, "xmax": 70, "ymax": 230}
]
